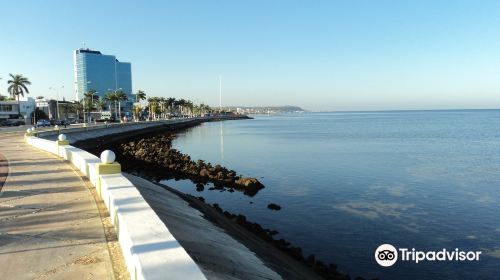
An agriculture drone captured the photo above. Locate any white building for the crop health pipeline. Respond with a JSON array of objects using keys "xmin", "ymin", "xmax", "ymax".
[{"xmin": 0, "ymin": 97, "xmax": 36, "ymax": 124}]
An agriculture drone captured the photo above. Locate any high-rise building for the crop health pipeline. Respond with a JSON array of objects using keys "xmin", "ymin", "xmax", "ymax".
[{"xmin": 73, "ymin": 48, "xmax": 132, "ymax": 103}]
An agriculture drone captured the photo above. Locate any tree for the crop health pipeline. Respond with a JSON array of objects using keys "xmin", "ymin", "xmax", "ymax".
[
  {"xmin": 71, "ymin": 100, "xmax": 83, "ymax": 121},
  {"xmin": 96, "ymin": 98, "xmax": 107, "ymax": 113},
  {"xmin": 174, "ymin": 98, "xmax": 187, "ymax": 117},
  {"xmin": 185, "ymin": 100, "xmax": 194, "ymax": 117},
  {"xmin": 134, "ymin": 90, "xmax": 146, "ymax": 103},
  {"xmin": 133, "ymin": 104, "xmax": 142, "ymax": 121},
  {"xmin": 104, "ymin": 91, "xmax": 119, "ymax": 120},
  {"xmin": 158, "ymin": 97, "xmax": 166, "ymax": 118},
  {"xmin": 147, "ymin": 97, "xmax": 159, "ymax": 120},
  {"xmin": 7, "ymin": 74, "xmax": 31, "ymax": 117},
  {"xmin": 131, "ymin": 90, "xmax": 146, "ymax": 121},
  {"xmin": 166, "ymin": 97, "xmax": 176, "ymax": 116},
  {"xmin": 116, "ymin": 91, "xmax": 128, "ymax": 120},
  {"xmin": 32, "ymin": 108, "xmax": 48, "ymax": 121}
]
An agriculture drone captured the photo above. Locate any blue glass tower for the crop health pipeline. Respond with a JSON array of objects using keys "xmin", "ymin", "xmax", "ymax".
[{"xmin": 73, "ymin": 48, "xmax": 132, "ymax": 103}]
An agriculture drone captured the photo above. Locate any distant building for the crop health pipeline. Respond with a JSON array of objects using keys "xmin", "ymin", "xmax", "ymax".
[
  {"xmin": 0, "ymin": 97, "xmax": 36, "ymax": 123},
  {"xmin": 36, "ymin": 98, "xmax": 77, "ymax": 120},
  {"xmin": 73, "ymin": 48, "xmax": 132, "ymax": 109}
]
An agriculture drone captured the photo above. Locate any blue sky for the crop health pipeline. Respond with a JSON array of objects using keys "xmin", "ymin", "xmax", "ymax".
[{"xmin": 1, "ymin": 0, "xmax": 500, "ymax": 111}]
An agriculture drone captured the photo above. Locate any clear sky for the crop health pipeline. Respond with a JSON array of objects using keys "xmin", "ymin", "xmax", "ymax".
[{"xmin": 1, "ymin": 0, "xmax": 500, "ymax": 111}]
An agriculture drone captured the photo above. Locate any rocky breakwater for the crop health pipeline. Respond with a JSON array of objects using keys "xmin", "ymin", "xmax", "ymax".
[{"xmin": 119, "ymin": 134, "xmax": 265, "ymax": 196}]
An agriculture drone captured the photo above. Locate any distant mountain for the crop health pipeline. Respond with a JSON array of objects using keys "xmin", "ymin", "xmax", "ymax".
[{"xmin": 229, "ymin": 105, "xmax": 306, "ymax": 114}]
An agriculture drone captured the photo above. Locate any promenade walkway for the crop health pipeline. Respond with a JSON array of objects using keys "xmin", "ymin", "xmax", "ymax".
[{"xmin": 0, "ymin": 132, "xmax": 115, "ymax": 279}]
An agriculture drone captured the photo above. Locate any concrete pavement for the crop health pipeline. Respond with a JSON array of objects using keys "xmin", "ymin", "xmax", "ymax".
[{"xmin": 0, "ymin": 132, "xmax": 115, "ymax": 279}]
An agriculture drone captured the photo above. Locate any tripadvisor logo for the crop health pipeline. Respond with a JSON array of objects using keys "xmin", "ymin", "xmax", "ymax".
[
  {"xmin": 375, "ymin": 244, "xmax": 398, "ymax": 267},
  {"xmin": 375, "ymin": 244, "xmax": 482, "ymax": 267}
]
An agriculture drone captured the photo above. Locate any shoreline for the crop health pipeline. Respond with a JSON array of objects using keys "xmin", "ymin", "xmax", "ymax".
[
  {"xmin": 124, "ymin": 172, "xmax": 326, "ymax": 280},
  {"xmin": 70, "ymin": 117, "xmax": 361, "ymax": 280}
]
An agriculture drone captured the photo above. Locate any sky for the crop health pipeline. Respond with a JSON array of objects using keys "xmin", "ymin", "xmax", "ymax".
[{"xmin": 1, "ymin": 0, "xmax": 500, "ymax": 111}]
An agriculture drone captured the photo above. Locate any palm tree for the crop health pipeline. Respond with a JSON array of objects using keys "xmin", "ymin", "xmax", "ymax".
[
  {"xmin": 71, "ymin": 100, "xmax": 83, "ymax": 121},
  {"xmin": 185, "ymin": 100, "xmax": 194, "ymax": 117},
  {"xmin": 96, "ymin": 98, "xmax": 107, "ymax": 114},
  {"xmin": 116, "ymin": 91, "xmax": 128, "ymax": 120},
  {"xmin": 174, "ymin": 98, "xmax": 187, "ymax": 117},
  {"xmin": 104, "ymin": 91, "xmax": 119, "ymax": 120},
  {"xmin": 147, "ymin": 97, "xmax": 159, "ymax": 120},
  {"xmin": 131, "ymin": 90, "xmax": 146, "ymax": 121},
  {"xmin": 133, "ymin": 104, "xmax": 142, "ymax": 121},
  {"xmin": 134, "ymin": 90, "xmax": 146, "ymax": 103},
  {"xmin": 173, "ymin": 99, "xmax": 181, "ymax": 116},
  {"xmin": 158, "ymin": 97, "xmax": 166, "ymax": 118},
  {"xmin": 166, "ymin": 97, "xmax": 176, "ymax": 116},
  {"xmin": 7, "ymin": 74, "xmax": 31, "ymax": 117}
]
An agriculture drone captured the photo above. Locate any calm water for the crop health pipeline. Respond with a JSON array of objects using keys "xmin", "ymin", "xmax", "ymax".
[{"xmin": 160, "ymin": 111, "xmax": 500, "ymax": 280}]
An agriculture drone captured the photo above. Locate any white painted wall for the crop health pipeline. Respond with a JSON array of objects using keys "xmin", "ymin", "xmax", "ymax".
[{"xmin": 26, "ymin": 136, "xmax": 206, "ymax": 280}]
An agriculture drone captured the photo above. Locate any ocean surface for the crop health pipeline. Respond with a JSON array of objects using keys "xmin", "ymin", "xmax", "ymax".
[{"xmin": 160, "ymin": 110, "xmax": 500, "ymax": 280}]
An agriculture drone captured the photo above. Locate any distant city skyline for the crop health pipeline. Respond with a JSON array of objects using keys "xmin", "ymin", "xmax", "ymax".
[{"xmin": 1, "ymin": 0, "xmax": 500, "ymax": 111}]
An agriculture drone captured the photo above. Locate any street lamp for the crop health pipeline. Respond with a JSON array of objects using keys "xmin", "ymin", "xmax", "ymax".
[
  {"xmin": 88, "ymin": 91, "xmax": 98, "ymax": 125},
  {"xmin": 49, "ymin": 85, "xmax": 64, "ymax": 119},
  {"xmin": 83, "ymin": 81, "xmax": 92, "ymax": 125}
]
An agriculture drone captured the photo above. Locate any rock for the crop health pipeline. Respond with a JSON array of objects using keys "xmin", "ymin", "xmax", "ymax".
[
  {"xmin": 235, "ymin": 177, "xmax": 264, "ymax": 189},
  {"xmin": 117, "ymin": 133, "xmax": 267, "ymax": 197},
  {"xmin": 306, "ymin": 254, "xmax": 316, "ymax": 266},
  {"xmin": 288, "ymin": 246, "xmax": 303, "ymax": 260},
  {"xmin": 267, "ymin": 203, "xmax": 281, "ymax": 211},
  {"xmin": 199, "ymin": 168, "xmax": 210, "ymax": 177},
  {"xmin": 212, "ymin": 203, "xmax": 222, "ymax": 212}
]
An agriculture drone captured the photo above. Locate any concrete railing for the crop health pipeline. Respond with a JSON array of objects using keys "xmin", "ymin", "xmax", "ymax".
[
  {"xmin": 25, "ymin": 134, "xmax": 206, "ymax": 280},
  {"xmin": 35, "ymin": 118, "xmax": 196, "ymax": 138}
]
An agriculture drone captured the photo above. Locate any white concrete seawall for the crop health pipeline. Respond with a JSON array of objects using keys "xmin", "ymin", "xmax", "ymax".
[
  {"xmin": 25, "ymin": 135, "xmax": 207, "ymax": 280},
  {"xmin": 36, "ymin": 119, "xmax": 194, "ymax": 143}
]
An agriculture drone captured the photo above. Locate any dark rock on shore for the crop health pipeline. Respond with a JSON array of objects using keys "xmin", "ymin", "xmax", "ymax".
[
  {"xmin": 203, "ymin": 202, "xmax": 360, "ymax": 280},
  {"xmin": 114, "ymin": 134, "xmax": 265, "ymax": 196},
  {"xmin": 267, "ymin": 203, "xmax": 282, "ymax": 211}
]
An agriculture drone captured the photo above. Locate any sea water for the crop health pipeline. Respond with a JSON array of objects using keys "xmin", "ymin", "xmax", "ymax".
[{"xmin": 161, "ymin": 110, "xmax": 500, "ymax": 279}]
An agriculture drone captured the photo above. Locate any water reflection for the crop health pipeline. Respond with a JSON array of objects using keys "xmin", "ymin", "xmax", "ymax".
[{"xmin": 220, "ymin": 121, "xmax": 224, "ymax": 164}]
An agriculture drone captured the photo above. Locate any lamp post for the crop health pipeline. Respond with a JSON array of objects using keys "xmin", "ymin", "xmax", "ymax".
[
  {"xmin": 58, "ymin": 86, "xmax": 64, "ymax": 119},
  {"xmin": 49, "ymin": 85, "xmax": 64, "ymax": 120},
  {"xmin": 88, "ymin": 91, "xmax": 98, "ymax": 126},
  {"xmin": 83, "ymin": 81, "xmax": 92, "ymax": 125},
  {"xmin": 48, "ymin": 87, "xmax": 53, "ymax": 119}
]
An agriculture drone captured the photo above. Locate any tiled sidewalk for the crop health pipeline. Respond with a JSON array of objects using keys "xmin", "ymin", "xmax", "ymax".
[{"xmin": 0, "ymin": 132, "xmax": 113, "ymax": 280}]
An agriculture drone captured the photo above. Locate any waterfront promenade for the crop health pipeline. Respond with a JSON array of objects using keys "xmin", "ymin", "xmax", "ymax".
[
  {"xmin": 0, "ymin": 117, "xmax": 320, "ymax": 280},
  {"xmin": 0, "ymin": 131, "xmax": 116, "ymax": 279}
]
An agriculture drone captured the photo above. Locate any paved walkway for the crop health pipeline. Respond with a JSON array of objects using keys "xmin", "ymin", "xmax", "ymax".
[{"xmin": 0, "ymin": 132, "xmax": 114, "ymax": 279}]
